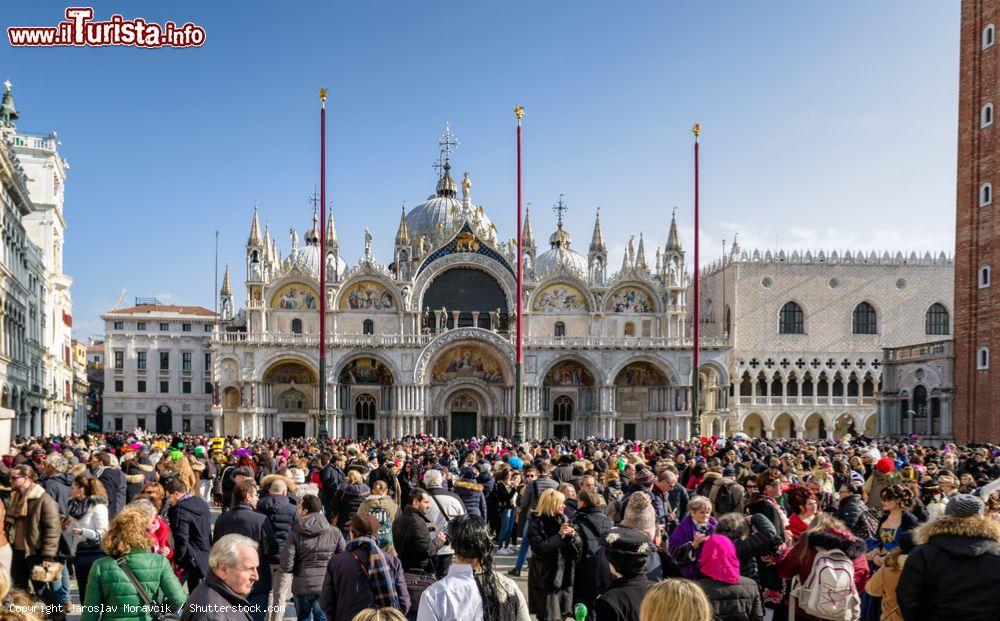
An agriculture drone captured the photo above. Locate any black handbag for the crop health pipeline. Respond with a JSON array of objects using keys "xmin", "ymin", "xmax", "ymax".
[
  {"xmin": 115, "ymin": 557, "xmax": 181, "ymax": 621},
  {"xmin": 403, "ymin": 570, "xmax": 436, "ymax": 606}
]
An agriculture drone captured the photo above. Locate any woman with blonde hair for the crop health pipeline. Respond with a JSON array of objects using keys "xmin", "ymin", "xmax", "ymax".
[
  {"xmin": 639, "ymin": 579, "xmax": 713, "ymax": 621},
  {"xmin": 0, "ymin": 564, "xmax": 43, "ymax": 621},
  {"xmin": 81, "ymin": 508, "xmax": 185, "ymax": 621},
  {"xmin": 350, "ymin": 609, "xmax": 407, "ymax": 621},
  {"xmin": 527, "ymin": 489, "xmax": 581, "ymax": 621},
  {"xmin": 66, "ymin": 475, "xmax": 109, "ymax": 600}
]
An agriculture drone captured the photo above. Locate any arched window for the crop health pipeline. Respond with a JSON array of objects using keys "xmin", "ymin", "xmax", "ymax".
[
  {"xmin": 978, "ymin": 346, "xmax": 990, "ymax": 370},
  {"xmin": 363, "ymin": 319, "xmax": 374, "ymax": 335},
  {"xmin": 552, "ymin": 395, "xmax": 573, "ymax": 438},
  {"xmin": 979, "ymin": 265, "xmax": 991, "ymax": 288},
  {"xmin": 926, "ymin": 303, "xmax": 950, "ymax": 335},
  {"xmin": 355, "ymin": 393, "xmax": 376, "ymax": 439},
  {"xmin": 778, "ymin": 302, "xmax": 804, "ymax": 334},
  {"xmin": 981, "ymin": 182, "xmax": 993, "ymax": 206},
  {"xmin": 985, "ymin": 24, "xmax": 996, "ymax": 49},
  {"xmin": 624, "ymin": 322, "xmax": 635, "ymax": 337},
  {"xmin": 554, "ymin": 321, "xmax": 566, "ymax": 337},
  {"xmin": 983, "ymin": 103, "xmax": 995, "ymax": 127},
  {"xmin": 290, "ymin": 318, "xmax": 302, "ymax": 335},
  {"xmin": 724, "ymin": 306, "xmax": 732, "ymax": 335},
  {"xmin": 852, "ymin": 302, "xmax": 877, "ymax": 335}
]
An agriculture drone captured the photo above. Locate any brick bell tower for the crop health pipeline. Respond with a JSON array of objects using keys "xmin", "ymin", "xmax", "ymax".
[{"xmin": 955, "ymin": 0, "xmax": 1000, "ymax": 442}]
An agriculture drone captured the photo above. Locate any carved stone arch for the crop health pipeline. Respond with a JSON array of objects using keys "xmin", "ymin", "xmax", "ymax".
[
  {"xmin": 603, "ymin": 280, "xmax": 662, "ymax": 313},
  {"xmin": 528, "ymin": 273, "xmax": 595, "ymax": 313},
  {"xmin": 254, "ymin": 352, "xmax": 319, "ymax": 383},
  {"xmin": 219, "ymin": 356, "xmax": 241, "ymax": 389},
  {"xmin": 605, "ymin": 355, "xmax": 678, "ymax": 387},
  {"xmin": 412, "ymin": 254, "xmax": 517, "ymax": 314},
  {"xmin": 266, "ymin": 275, "xmax": 320, "ymax": 310},
  {"xmin": 538, "ymin": 353, "xmax": 604, "ymax": 386},
  {"xmin": 331, "ymin": 352, "xmax": 400, "ymax": 385},
  {"xmin": 432, "ymin": 378, "xmax": 499, "ymax": 423},
  {"xmin": 334, "ymin": 272, "xmax": 404, "ymax": 314},
  {"xmin": 413, "ymin": 327, "xmax": 516, "ymax": 384},
  {"xmin": 697, "ymin": 360, "xmax": 729, "ymax": 387}
]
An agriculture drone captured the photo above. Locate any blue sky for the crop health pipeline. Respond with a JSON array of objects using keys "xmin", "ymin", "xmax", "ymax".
[{"xmin": 3, "ymin": 1, "xmax": 960, "ymax": 339}]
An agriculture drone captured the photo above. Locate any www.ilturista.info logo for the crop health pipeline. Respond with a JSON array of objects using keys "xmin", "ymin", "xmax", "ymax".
[{"xmin": 7, "ymin": 7, "xmax": 206, "ymax": 48}]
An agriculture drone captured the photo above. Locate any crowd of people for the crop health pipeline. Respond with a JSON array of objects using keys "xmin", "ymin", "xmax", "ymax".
[{"xmin": 0, "ymin": 430, "xmax": 997, "ymax": 621}]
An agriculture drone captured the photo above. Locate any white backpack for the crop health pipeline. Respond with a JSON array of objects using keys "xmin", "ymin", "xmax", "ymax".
[{"xmin": 789, "ymin": 548, "xmax": 860, "ymax": 621}]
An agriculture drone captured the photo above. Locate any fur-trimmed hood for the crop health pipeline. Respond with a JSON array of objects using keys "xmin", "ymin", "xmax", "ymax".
[
  {"xmin": 455, "ymin": 480, "xmax": 483, "ymax": 493},
  {"xmin": 913, "ymin": 515, "xmax": 1000, "ymax": 559},
  {"xmin": 260, "ymin": 473, "xmax": 296, "ymax": 495},
  {"xmin": 808, "ymin": 528, "xmax": 867, "ymax": 559}
]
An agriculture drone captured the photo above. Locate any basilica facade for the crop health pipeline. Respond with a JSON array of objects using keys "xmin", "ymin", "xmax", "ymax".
[{"xmin": 211, "ymin": 148, "xmax": 728, "ymax": 440}]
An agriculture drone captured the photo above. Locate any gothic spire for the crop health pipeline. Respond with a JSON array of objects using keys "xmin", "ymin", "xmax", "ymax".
[
  {"xmin": 395, "ymin": 204, "xmax": 410, "ymax": 245},
  {"xmin": 636, "ymin": 233, "xmax": 648, "ymax": 270},
  {"xmin": 220, "ymin": 264, "xmax": 232, "ymax": 296},
  {"xmin": 589, "ymin": 208, "xmax": 606, "ymax": 253},
  {"xmin": 666, "ymin": 207, "xmax": 682, "ymax": 253},
  {"xmin": 247, "ymin": 204, "xmax": 263, "ymax": 248},
  {"xmin": 305, "ymin": 207, "xmax": 320, "ymax": 245},
  {"xmin": 523, "ymin": 206, "xmax": 535, "ymax": 248}
]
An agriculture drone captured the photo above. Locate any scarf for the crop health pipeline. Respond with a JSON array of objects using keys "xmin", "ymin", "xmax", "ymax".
[
  {"xmin": 68, "ymin": 496, "xmax": 94, "ymax": 520},
  {"xmin": 346, "ymin": 537, "xmax": 401, "ymax": 610}
]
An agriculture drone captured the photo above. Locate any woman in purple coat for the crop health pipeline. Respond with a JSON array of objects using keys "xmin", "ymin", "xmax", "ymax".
[{"xmin": 668, "ymin": 495, "xmax": 718, "ymax": 579}]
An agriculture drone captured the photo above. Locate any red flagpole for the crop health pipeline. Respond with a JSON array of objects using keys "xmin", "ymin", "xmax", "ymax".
[
  {"xmin": 691, "ymin": 123, "xmax": 701, "ymax": 438},
  {"xmin": 318, "ymin": 88, "xmax": 329, "ymax": 441},
  {"xmin": 513, "ymin": 105, "xmax": 525, "ymax": 444}
]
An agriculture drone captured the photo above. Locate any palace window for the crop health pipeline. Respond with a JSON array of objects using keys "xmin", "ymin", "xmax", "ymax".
[
  {"xmin": 205, "ymin": 382, "xmax": 213, "ymax": 394},
  {"xmin": 182, "ymin": 352, "xmax": 192, "ymax": 372},
  {"xmin": 552, "ymin": 395, "xmax": 573, "ymax": 439},
  {"xmin": 182, "ymin": 323, "xmax": 191, "ymax": 332},
  {"xmin": 977, "ymin": 346, "xmax": 990, "ymax": 370},
  {"xmin": 114, "ymin": 351, "xmax": 123, "ymax": 370},
  {"xmin": 355, "ymin": 393, "xmax": 377, "ymax": 419},
  {"xmin": 985, "ymin": 24, "xmax": 996, "ymax": 49},
  {"xmin": 554, "ymin": 321, "xmax": 566, "ymax": 337},
  {"xmin": 363, "ymin": 319, "xmax": 374, "ymax": 335},
  {"xmin": 137, "ymin": 351, "xmax": 146, "ymax": 371},
  {"xmin": 160, "ymin": 351, "xmax": 169, "ymax": 370},
  {"xmin": 778, "ymin": 302, "xmax": 804, "ymax": 334},
  {"xmin": 113, "ymin": 321, "xmax": 123, "ymax": 330},
  {"xmin": 624, "ymin": 322, "xmax": 635, "ymax": 337},
  {"xmin": 291, "ymin": 318, "xmax": 303, "ymax": 335},
  {"xmin": 137, "ymin": 322, "xmax": 146, "ymax": 331},
  {"xmin": 114, "ymin": 379, "xmax": 123, "ymax": 392},
  {"xmin": 160, "ymin": 380, "xmax": 169, "ymax": 393},
  {"xmin": 925, "ymin": 303, "xmax": 950, "ymax": 335},
  {"xmin": 137, "ymin": 380, "xmax": 146, "ymax": 393},
  {"xmin": 983, "ymin": 103, "xmax": 995, "ymax": 128},
  {"xmin": 981, "ymin": 182, "xmax": 993, "ymax": 206},
  {"xmin": 182, "ymin": 381, "xmax": 191, "ymax": 394},
  {"xmin": 979, "ymin": 265, "xmax": 991, "ymax": 288},
  {"xmin": 852, "ymin": 302, "xmax": 877, "ymax": 335},
  {"xmin": 159, "ymin": 323, "xmax": 169, "ymax": 331}
]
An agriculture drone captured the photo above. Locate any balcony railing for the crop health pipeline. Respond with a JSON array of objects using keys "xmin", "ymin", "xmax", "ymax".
[
  {"xmin": 734, "ymin": 395, "xmax": 874, "ymax": 408},
  {"xmin": 526, "ymin": 335, "xmax": 729, "ymax": 349}
]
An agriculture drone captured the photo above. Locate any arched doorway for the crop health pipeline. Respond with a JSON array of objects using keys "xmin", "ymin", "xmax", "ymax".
[
  {"xmin": 264, "ymin": 360, "xmax": 319, "ymax": 438},
  {"xmin": 543, "ymin": 360, "xmax": 595, "ymax": 437},
  {"xmin": 449, "ymin": 393, "xmax": 479, "ymax": 439},
  {"xmin": 912, "ymin": 385, "xmax": 928, "ymax": 435},
  {"xmin": 552, "ymin": 396, "xmax": 573, "ymax": 438},
  {"xmin": 774, "ymin": 413, "xmax": 796, "ymax": 439},
  {"xmin": 614, "ymin": 361, "xmax": 670, "ymax": 439},
  {"xmin": 355, "ymin": 393, "xmax": 376, "ymax": 438},
  {"xmin": 742, "ymin": 413, "xmax": 765, "ymax": 438},
  {"xmin": 156, "ymin": 405, "xmax": 173, "ymax": 434},
  {"xmin": 804, "ymin": 413, "xmax": 826, "ymax": 440}
]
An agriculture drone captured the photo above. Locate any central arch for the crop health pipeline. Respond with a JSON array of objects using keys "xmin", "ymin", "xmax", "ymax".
[{"xmin": 262, "ymin": 359, "xmax": 319, "ymax": 439}]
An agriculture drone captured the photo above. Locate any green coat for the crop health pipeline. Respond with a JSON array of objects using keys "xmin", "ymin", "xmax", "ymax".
[{"xmin": 81, "ymin": 551, "xmax": 186, "ymax": 621}]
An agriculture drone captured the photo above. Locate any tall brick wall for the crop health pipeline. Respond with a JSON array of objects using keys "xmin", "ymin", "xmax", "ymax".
[{"xmin": 955, "ymin": 0, "xmax": 1000, "ymax": 443}]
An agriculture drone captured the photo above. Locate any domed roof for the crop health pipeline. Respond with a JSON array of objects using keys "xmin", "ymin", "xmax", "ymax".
[
  {"xmin": 406, "ymin": 165, "xmax": 495, "ymax": 243},
  {"xmin": 535, "ymin": 245, "xmax": 589, "ymax": 279},
  {"xmin": 286, "ymin": 241, "xmax": 348, "ymax": 276}
]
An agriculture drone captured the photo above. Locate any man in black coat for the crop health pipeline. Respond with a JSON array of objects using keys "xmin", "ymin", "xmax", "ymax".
[
  {"xmin": 391, "ymin": 489, "xmax": 447, "ymax": 573},
  {"xmin": 165, "ymin": 477, "xmax": 213, "ymax": 593},
  {"xmin": 181, "ymin": 533, "xmax": 259, "ymax": 621},
  {"xmin": 89, "ymin": 451, "xmax": 126, "ymax": 515},
  {"xmin": 573, "ymin": 490, "xmax": 614, "ymax": 621},
  {"xmin": 213, "ymin": 480, "xmax": 276, "ymax": 621},
  {"xmin": 318, "ymin": 453, "xmax": 345, "ymax": 520},
  {"xmin": 897, "ymin": 494, "xmax": 1000, "ymax": 621},
  {"xmin": 256, "ymin": 478, "xmax": 297, "ymax": 621}
]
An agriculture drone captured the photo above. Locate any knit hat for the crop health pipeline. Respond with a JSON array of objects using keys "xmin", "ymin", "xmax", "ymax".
[
  {"xmin": 632, "ymin": 466, "xmax": 655, "ymax": 486},
  {"xmin": 945, "ymin": 494, "xmax": 985, "ymax": 518},
  {"xmin": 604, "ymin": 527, "xmax": 651, "ymax": 577},
  {"xmin": 698, "ymin": 535, "xmax": 741, "ymax": 584},
  {"xmin": 621, "ymin": 492, "xmax": 656, "ymax": 540}
]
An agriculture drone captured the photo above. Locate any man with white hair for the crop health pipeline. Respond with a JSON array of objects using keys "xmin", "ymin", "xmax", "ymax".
[
  {"xmin": 181, "ymin": 533, "xmax": 260, "ymax": 621},
  {"xmin": 422, "ymin": 468, "xmax": 466, "ymax": 578}
]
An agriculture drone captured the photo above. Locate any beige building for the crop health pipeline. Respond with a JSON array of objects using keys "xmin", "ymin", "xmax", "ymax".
[{"xmin": 696, "ymin": 242, "xmax": 954, "ymax": 439}]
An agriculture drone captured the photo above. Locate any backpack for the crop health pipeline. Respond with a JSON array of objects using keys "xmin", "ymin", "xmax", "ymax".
[
  {"xmin": 368, "ymin": 506, "xmax": 394, "ymax": 549},
  {"xmin": 789, "ymin": 548, "xmax": 860, "ymax": 621}
]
